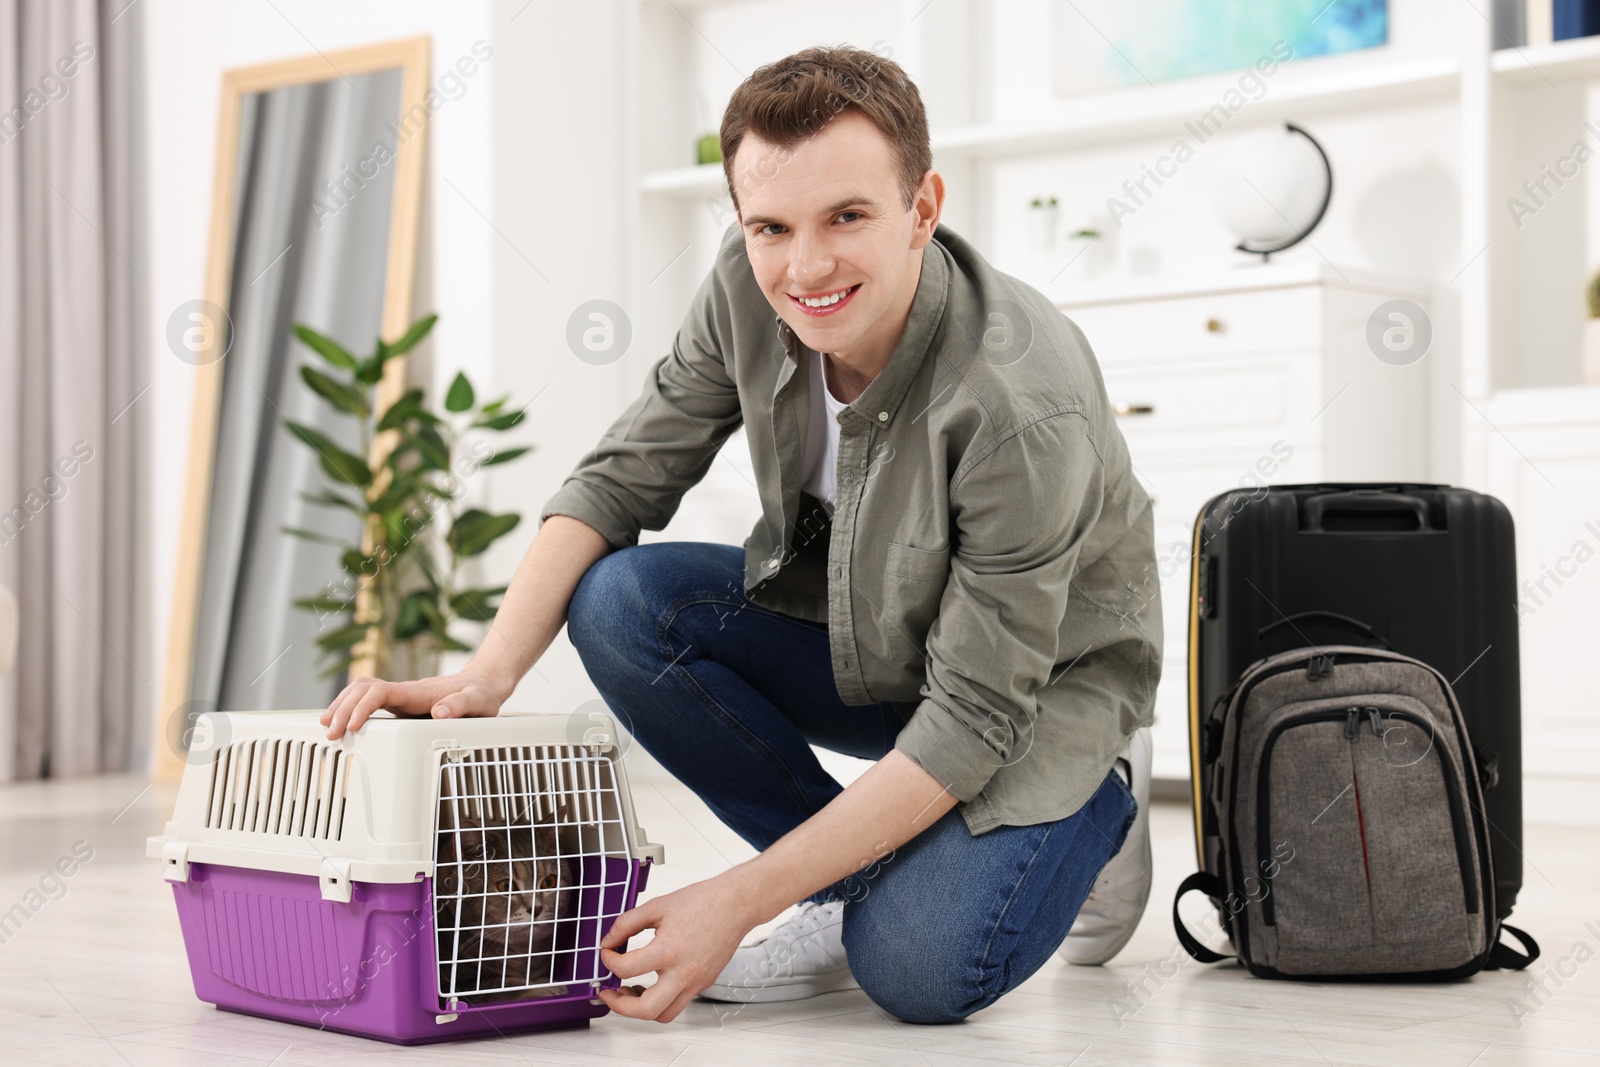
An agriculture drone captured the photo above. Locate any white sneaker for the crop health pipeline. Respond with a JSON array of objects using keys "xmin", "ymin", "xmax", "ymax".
[
  {"xmin": 699, "ymin": 899, "xmax": 858, "ymax": 1003},
  {"xmin": 1057, "ymin": 726, "xmax": 1153, "ymax": 966}
]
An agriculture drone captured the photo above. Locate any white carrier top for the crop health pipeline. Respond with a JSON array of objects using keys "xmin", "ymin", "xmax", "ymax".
[{"xmin": 146, "ymin": 710, "xmax": 663, "ymax": 903}]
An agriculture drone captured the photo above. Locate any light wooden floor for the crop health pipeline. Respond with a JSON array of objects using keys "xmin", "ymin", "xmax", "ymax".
[{"xmin": 2, "ymin": 770, "xmax": 1598, "ymax": 1066}]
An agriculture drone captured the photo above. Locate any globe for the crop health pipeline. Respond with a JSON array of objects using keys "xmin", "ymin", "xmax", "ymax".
[{"xmin": 1209, "ymin": 124, "xmax": 1332, "ymax": 255}]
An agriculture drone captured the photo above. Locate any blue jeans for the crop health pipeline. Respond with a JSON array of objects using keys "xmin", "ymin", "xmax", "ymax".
[{"xmin": 566, "ymin": 541, "xmax": 1138, "ymax": 1024}]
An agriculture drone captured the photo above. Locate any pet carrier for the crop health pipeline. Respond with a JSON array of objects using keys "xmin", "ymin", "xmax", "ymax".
[{"xmin": 147, "ymin": 710, "xmax": 663, "ymax": 1045}]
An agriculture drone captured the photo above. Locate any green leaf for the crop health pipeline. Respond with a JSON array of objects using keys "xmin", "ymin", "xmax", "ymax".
[
  {"xmin": 298, "ymin": 489, "xmax": 365, "ymax": 514},
  {"xmin": 444, "ymin": 371, "xmax": 475, "ymax": 413},
  {"xmin": 480, "ymin": 446, "xmax": 532, "ymax": 467},
  {"xmin": 316, "ymin": 656, "xmax": 357, "ymax": 681},
  {"xmin": 280, "ymin": 525, "xmax": 350, "ymax": 548},
  {"xmin": 284, "ymin": 420, "xmax": 372, "ymax": 487},
  {"xmin": 406, "ymin": 423, "xmax": 450, "ymax": 471},
  {"xmin": 473, "ymin": 409, "xmax": 526, "ymax": 432},
  {"xmin": 384, "ymin": 507, "xmax": 433, "ymax": 551},
  {"xmin": 293, "ymin": 594, "xmax": 355, "ymax": 613},
  {"xmin": 394, "ymin": 589, "xmax": 437, "ymax": 640},
  {"xmin": 370, "ymin": 471, "xmax": 424, "ymax": 515},
  {"xmin": 479, "ymin": 393, "xmax": 511, "ymax": 416},
  {"xmin": 376, "ymin": 388, "xmax": 425, "ymax": 432},
  {"xmin": 450, "ymin": 586, "xmax": 507, "ymax": 621},
  {"xmin": 354, "ymin": 352, "xmax": 388, "ymax": 386},
  {"xmin": 449, "ymin": 509, "xmax": 521, "ymax": 558},
  {"xmin": 385, "ymin": 313, "xmax": 439, "ymax": 357},
  {"xmin": 299, "ymin": 365, "xmax": 367, "ymax": 417},
  {"xmin": 341, "ymin": 549, "xmax": 376, "ymax": 578},
  {"xmin": 438, "ymin": 634, "xmax": 473, "ymax": 653},
  {"xmin": 292, "ymin": 323, "xmax": 357, "ymax": 370},
  {"xmin": 316, "ymin": 621, "xmax": 371, "ymax": 653}
]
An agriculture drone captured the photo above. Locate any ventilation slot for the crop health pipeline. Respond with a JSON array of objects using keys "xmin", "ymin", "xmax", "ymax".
[{"xmin": 204, "ymin": 738, "xmax": 350, "ymax": 840}]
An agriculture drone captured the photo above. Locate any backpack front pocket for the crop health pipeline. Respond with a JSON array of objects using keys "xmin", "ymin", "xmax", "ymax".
[{"xmin": 1250, "ymin": 696, "xmax": 1485, "ymax": 974}]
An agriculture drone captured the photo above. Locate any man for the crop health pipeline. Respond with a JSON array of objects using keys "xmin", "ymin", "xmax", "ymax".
[{"xmin": 321, "ymin": 44, "xmax": 1161, "ymax": 1025}]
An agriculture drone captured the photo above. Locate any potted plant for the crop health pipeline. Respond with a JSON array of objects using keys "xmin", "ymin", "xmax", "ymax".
[
  {"xmin": 1585, "ymin": 268, "xmax": 1600, "ymax": 385},
  {"xmin": 281, "ymin": 312, "xmax": 533, "ymax": 681}
]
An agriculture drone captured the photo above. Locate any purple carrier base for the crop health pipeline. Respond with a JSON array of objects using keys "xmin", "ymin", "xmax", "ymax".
[{"xmin": 167, "ymin": 856, "xmax": 652, "ymax": 1045}]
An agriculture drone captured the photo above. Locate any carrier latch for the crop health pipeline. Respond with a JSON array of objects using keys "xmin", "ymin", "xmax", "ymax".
[
  {"xmin": 319, "ymin": 857, "xmax": 354, "ymax": 903},
  {"xmin": 160, "ymin": 840, "xmax": 190, "ymax": 883}
]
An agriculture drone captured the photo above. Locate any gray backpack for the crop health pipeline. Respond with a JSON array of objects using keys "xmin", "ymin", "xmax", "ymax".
[{"xmin": 1174, "ymin": 644, "xmax": 1538, "ymax": 979}]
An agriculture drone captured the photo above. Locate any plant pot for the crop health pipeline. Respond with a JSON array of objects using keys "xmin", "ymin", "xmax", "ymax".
[
  {"xmin": 1584, "ymin": 318, "xmax": 1600, "ymax": 385},
  {"xmin": 388, "ymin": 638, "xmax": 442, "ymax": 682}
]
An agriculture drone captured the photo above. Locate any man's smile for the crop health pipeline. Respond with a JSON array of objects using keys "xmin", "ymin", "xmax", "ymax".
[{"xmin": 788, "ymin": 283, "xmax": 861, "ymax": 316}]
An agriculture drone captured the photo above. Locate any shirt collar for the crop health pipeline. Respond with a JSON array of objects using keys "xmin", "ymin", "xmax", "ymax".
[{"xmin": 776, "ymin": 230, "xmax": 952, "ymax": 428}]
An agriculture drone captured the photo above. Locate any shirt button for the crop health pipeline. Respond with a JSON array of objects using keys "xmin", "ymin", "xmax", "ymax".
[
  {"xmin": 877, "ymin": 411, "xmax": 889, "ymax": 422},
  {"xmin": 764, "ymin": 557, "xmax": 780, "ymax": 573}
]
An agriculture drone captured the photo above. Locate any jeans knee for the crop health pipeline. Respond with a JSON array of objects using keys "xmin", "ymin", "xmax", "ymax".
[
  {"xmin": 566, "ymin": 548, "xmax": 648, "ymax": 661},
  {"xmin": 843, "ymin": 909, "xmax": 985, "ymax": 1025}
]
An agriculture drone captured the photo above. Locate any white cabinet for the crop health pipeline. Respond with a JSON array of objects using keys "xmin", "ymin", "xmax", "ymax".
[
  {"xmin": 1056, "ymin": 262, "xmax": 1435, "ymax": 782},
  {"xmin": 1470, "ymin": 387, "xmax": 1600, "ymax": 826}
]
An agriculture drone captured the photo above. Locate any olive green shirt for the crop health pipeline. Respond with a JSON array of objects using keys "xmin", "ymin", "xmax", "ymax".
[{"xmin": 540, "ymin": 222, "xmax": 1161, "ymax": 834}]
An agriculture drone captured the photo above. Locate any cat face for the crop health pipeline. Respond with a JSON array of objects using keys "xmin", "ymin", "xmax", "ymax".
[{"xmin": 435, "ymin": 811, "xmax": 574, "ymax": 959}]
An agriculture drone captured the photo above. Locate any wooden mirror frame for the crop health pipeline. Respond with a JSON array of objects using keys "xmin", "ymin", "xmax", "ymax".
[{"xmin": 158, "ymin": 36, "xmax": 431, "ymax": 782}]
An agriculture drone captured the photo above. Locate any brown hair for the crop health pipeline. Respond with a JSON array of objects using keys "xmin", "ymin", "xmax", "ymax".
[{"xmin": 720, "ymin": 45, "xmax": 931, "ymax": 214}]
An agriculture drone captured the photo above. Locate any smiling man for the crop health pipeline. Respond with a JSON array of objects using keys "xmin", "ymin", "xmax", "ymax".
[{"xmin": 321, "ymin": 45, "xmax": 1161, "ymax": 1025}]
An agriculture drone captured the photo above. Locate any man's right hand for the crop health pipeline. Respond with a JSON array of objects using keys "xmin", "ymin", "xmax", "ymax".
[{"xmin": 320, "ymin": 669, "xmax": 512, "ymax": 740}]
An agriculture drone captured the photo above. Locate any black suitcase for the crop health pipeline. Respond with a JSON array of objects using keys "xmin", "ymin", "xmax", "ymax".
[{"xmin": 1187, "ymin": 483, "xmax": 1522, "ymax": 918}]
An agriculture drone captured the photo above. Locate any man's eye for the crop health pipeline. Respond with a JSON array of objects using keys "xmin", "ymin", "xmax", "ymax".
[
  {"xmin": 837, "ymin": 211, "xmax": 862, "ymax": 224},
  {"xmin": 496, "ymin": 879, "xmax": 509, "ymax": 892},
  {"xmin": 758, "ymin": 223, "xmax": 784, "ymax": 236}
]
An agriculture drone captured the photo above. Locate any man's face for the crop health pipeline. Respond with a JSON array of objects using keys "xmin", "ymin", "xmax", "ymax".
[{"xmin": 733, "ymin": 110, "xmax": 938, "ymax": 367}]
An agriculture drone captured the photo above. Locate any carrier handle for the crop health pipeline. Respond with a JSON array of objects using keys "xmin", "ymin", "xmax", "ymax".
[
  {"xmin": 1302, "ymin": 491, "xmax": 1432, "ymax": 533},
  {"xmin": 1257, "ymin": 611, "xmax": 1392, "ymax": 650},
  {"xmin": 1485, "ymin": 923, "xmax": 1540, "ymax": 971},
  {"xmin": 1173, "ymin": 871, "xmax": 1234, "ymax": 964}
]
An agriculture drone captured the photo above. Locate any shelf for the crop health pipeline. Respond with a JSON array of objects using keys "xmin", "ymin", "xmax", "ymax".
[
  {"xmin": 1492, "ymin": 33, "xmax": 1600, "ymax": 86},
  {"xmin": 640, "ymin": 54, "xmax": 1461, "ymax": 197},
  {"xmin": 1051, "ymin": 260, "xmax": 1429, "ymax": 309}
]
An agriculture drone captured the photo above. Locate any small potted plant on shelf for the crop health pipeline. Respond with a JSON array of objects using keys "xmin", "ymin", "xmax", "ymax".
[
  {"xmin": 1585, "ymin": 268, "xmax": 1600, "ymax": 386},
  {"xmin": 281, "ymin": 312, "xmax": 534, "ymax": 682}
]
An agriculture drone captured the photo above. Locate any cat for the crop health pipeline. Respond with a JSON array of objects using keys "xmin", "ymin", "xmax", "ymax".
[{"xmin": 434, "ymin": 804, "xmax": 577, "ymax": 1003}]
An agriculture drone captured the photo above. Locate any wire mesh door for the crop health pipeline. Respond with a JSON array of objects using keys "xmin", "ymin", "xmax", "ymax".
[{"xmin": 432, "ymin": 744, "xmax": 635, "ymax": 1005}]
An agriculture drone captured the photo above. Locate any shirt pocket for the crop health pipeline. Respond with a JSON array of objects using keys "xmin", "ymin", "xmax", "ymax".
[{"xmin": 881, "ymin": 541, "xmax": 950, "ymax": 658}]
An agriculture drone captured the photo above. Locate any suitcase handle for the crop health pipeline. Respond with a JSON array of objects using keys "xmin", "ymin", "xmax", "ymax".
[
  {"xmin": 1257, "ymin": 611, "xmax": 1392, "ymax": 649},
  {"xmin": 1301, "ymin": 491, "xmax": 1432, "ymax": 532}
]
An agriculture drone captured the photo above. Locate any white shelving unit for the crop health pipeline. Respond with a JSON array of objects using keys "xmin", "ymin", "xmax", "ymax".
[{"xmin": 619, "ymin": 1, "xmax": 1600, "ymax": 818}]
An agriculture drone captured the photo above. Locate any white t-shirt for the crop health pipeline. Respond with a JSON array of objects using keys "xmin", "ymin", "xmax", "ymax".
[{"xmin": 800, "ymin": 347, "xmax": 849, "ymax": 516}]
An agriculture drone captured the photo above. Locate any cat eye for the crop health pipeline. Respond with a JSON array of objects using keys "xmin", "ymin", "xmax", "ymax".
[
  {"xmin": 495, "ymin": 878, "xmax": 509, "ymax": 893},
  {"xmin": 540, "ymin": 874, "xmax": 558, "ymax": 890}
]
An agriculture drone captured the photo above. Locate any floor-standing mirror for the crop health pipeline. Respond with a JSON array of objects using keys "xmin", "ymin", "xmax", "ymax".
[{"xmin": 159, "ymin": 37, "xmax": 430, "ymax": 780}]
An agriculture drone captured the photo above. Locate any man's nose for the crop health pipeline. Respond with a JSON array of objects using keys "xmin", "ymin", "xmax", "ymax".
[{"xmin": 788, "ymin": 231, "xmax": 837, "ymax": 289}]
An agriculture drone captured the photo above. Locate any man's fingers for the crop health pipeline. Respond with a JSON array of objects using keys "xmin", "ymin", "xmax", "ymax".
[
  {"xmin": 656, "ymin": 985, "xmax": 699, "ymax": 1024},
  {"xmin": 599, "ymin": 976, "xmax": 680, "ymax": 1021},
  {"xmin": 600, "ymin": 901, "xmax": 659, "ymax": 950},
  {"xmin": 600, "ymin": 939, "xmax": 667, "ymax": 981}
]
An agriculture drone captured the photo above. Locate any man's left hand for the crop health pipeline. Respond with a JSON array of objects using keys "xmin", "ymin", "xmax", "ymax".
[{"xmin": 597, "ymin": 872, "xmax": 764, "ymax": 1023}]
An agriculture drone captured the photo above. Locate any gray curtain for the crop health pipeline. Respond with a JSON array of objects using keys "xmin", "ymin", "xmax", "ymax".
[
  {"xmin": 0, "ymin": 0, "xmax": 143, "ymax": 779},
  {"xmin": 189, "ymin": 68, "xmax": 400, "ymax": 714}
]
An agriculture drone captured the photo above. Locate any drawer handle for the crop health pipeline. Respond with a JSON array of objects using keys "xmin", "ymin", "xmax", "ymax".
[
  {"xmin": 1113, "ymin": 402, "xmax": 1155, "ymax": 417},
  {"xmin": 1205, "ymin": 317, "xmax": 1224, "ymax": 333}
]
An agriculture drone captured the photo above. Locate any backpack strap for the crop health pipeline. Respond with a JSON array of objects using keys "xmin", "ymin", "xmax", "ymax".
[
  {"xmin": 1485, "ymin": 922, "xmax": 1540, "ymax": 971},
  {"xmin": 1173, "ymin": 871, "xmax": 1234, "ymax": 964}
]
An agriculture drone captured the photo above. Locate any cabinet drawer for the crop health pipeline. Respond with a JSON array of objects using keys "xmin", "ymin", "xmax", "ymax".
[
  {"xmin": 1102, "ymin": 353, "xmax": 1321, "ymax": 457},
  {"xmin": 1061, "ymin": 285, "xmax": 1323, "ymax": 365}
]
